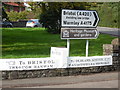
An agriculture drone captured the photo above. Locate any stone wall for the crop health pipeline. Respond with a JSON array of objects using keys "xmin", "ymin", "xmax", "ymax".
[
  {"xmin": 2, "ymin": 38, "xmax": 119, "ymax": 80},
  {"xmin": 103, "ymin": 38, "xmax": 119, "ymax": 73}
]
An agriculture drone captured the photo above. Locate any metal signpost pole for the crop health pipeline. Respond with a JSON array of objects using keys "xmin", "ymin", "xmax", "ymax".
[
  {"xmin": 86, "ymin": 40, "xmax": 89, "ymax": 57},
  {"xmin": 67, "ymin": 39, "xmax": 70, "ymax": 57}
]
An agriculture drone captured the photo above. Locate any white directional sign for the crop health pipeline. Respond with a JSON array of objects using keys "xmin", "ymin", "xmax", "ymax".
[
  {"xmin": 68, "ymin": 56, "xmax": 112, "ymax": 68},
  {"xmin": 61, "ymin": 9, "xmax": 99, "ymax": 27},
  {"xmin": 0, "ymin": 56, "xmax": 112, "ymax": 70}
]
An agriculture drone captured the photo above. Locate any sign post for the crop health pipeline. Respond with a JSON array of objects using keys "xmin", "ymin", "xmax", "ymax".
[
  {"xmin": 61, "ymin": 9, "xmax": 100, "ymax": 57},
  {"xmin": 67, "ymin": 39, "xmax": 70, "ymax": 57},
  {"xmin": 86, "ymin": 40, "xmax": 89, "ymax": 57}
]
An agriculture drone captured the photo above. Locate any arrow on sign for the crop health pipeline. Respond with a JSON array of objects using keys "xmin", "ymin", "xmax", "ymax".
[
  {"xmin": 61, "ymin": 9, "xmax": 100, "ymax": 28},
  {"xmin": 93, "ymin": 12, "xmax": 98, "ymax": 26}
]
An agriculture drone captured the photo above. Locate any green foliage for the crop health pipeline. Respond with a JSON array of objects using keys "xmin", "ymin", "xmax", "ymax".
[
  {"xmin": 118, "ymin": 2, "xmax": 120, "ymax": 28},
  {"xmin": 90, "ymin": 2, "xmax": 118, "ymax": 28},
  {"xmin": 40, "ymin": 9, "xmax": 61, "ymax": 34},
  {"xmin": 27, "ymin": 2, "xmax": 42, "ymax": 19},
  {"xmin": 2, "ymin": 28, "xmax": 115, "ymax": 58},
  {"xmin": 2, "ymin": 8, "xmax": 8, "ymax": 20},
  {"xmin": 39, "ymin": 2, "xmax": 88, "ymax": 34},
  {"xmin": 6, "ymin": 11, "xmax": 29, "ymax": 21},
  {"xmin": 99, "ymin": 3, "xmax": 118, "ymax": 28}
]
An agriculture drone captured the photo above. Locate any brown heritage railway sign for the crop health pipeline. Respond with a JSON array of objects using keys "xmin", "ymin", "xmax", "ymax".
[{"xmin": 61, "ymin": 28, "xmax": 99, "ymax": 39}]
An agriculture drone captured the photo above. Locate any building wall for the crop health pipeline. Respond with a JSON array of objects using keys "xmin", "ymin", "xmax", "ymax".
[
  {"xmin": 21, "ymin": 7, "xmax": 25, "ymax": 11},
  {"xmin": 13, "ymin": 6, "xmax": 19, "ymax": 12},
  {"xmin": 5, "ymin": 5, "xmax": 25, "ymax": 12},
  {"xmin": 6, "ymin": 6, "xmax": 10, "ymax": 12}
]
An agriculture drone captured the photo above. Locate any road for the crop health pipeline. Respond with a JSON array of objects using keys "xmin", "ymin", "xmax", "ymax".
[
  {"xmin": 97, "ymin": 27, "xmax": 120, "ymax": 37},
  {"xmin": 2, "ymin": 72, "xmax": 118, "ymax": 88},
  {"xmin": 37, "ymin": 80, "xmax": 118, "ymax": 88}
]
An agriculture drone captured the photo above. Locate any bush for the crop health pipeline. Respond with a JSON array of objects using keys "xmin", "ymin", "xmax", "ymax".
[
  {"xmin": 91, "ymin": 2, "xmax": 118, "ymax": 28},
  {"xmin": 7, "ymin": 11, "xmax": 29, "ymax": 21},
  {"xmin": 40, "ymin": 9, "xmax": 61, "ymax": 34},
  {"xmin": 98, "ymin": 3, "xmax": 118, "ymax": 28}
]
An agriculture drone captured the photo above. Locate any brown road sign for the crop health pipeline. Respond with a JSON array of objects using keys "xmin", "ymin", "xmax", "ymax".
[{"xmin": 61, "ymin": 28, "xmax": 99, "ymax": 39}]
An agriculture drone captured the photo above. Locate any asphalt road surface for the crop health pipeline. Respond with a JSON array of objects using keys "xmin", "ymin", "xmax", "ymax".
[
  {"xmin": 2, "ymin": 72, "xmax": 119, "ymax": 88},
  {"xmin": 97, "ymin": 27, "xmax": 120, "ymax": 37}
]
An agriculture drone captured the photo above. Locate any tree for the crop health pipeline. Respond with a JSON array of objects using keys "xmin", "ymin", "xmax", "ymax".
[
  {"xmin": 39, "ymin": 2, "xmax": 89, "ymax": 34},
  {"xmin": 6, "ymin": 11, "xmax": 29, "ymax": 21},
  {"xmin": 94, "ymin": 2, "xmax": 118, "ymax": 28},
  {"xmin": 27, "ymin": 2, "xmax": 43, "ymax": 19},
  {"xmin": 2, "ymin": 8, "xmax": 8, "ymax": 20}
]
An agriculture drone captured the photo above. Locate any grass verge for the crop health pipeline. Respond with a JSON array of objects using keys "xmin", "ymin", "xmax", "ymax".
[{"xmin": 1, "ymin": 28, "xmax": 116, "ymax": 58}]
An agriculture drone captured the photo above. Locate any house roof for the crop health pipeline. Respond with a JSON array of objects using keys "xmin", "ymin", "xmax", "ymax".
[{"xmin": 3, "ymin": 2, "xmax": 26, "ymax": 7}]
